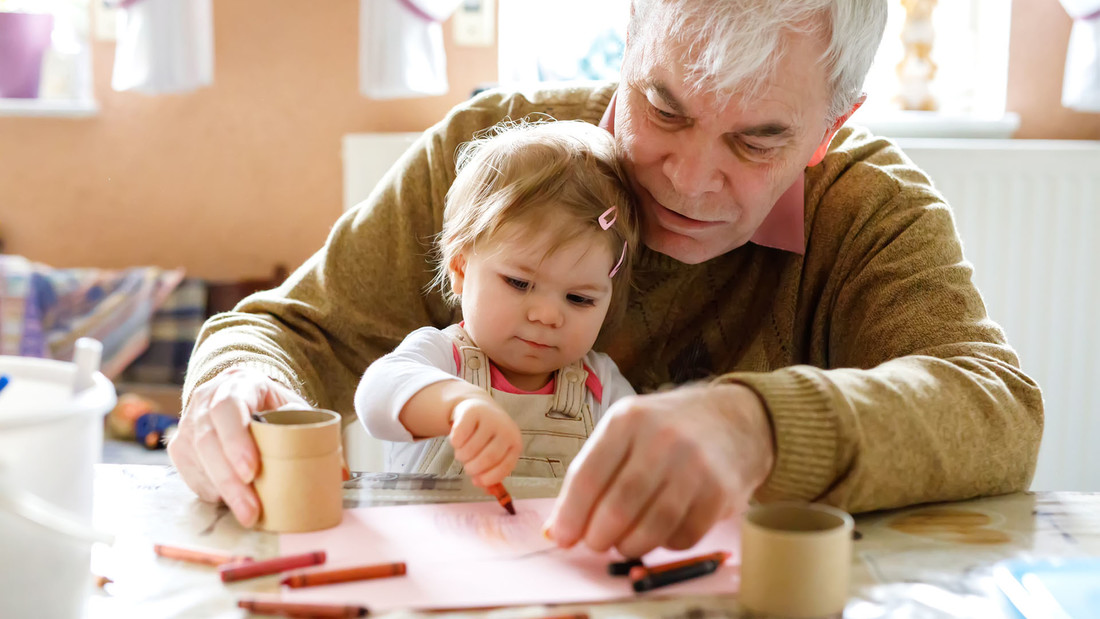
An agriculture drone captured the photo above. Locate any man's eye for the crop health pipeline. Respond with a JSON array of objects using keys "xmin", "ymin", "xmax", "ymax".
[
  {"xmin": 503, "ymin": 276, "xmax": 529, "ymax": 291},
  {"xmin": 652, "ymin": 105, "xmax": 680, "ymax": 122},
  {"xmin": 741, "ymin": 141, "xmax": 774, "ymax": 156},
  {"xmin": 566, "ymin": 294, "xmax": 596, "ymax": 307}
]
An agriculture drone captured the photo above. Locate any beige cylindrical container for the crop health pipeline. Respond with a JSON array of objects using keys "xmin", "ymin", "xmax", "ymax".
[
  {"xmin": 739, "ymin": 502, "xmax": 854, "ymax": 618},
  {"xmin": 250, "ymin": 408, "xmax": 343, "ymax": 533}
]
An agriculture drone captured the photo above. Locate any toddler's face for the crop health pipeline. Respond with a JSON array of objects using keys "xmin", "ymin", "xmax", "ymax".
[{"xmin": 451, "ymin": 224, "xmax": 615, "ymax": 391}]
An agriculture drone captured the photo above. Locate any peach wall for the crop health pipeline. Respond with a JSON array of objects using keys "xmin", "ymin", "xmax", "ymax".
[
  {"xmin": 1008, "ymin": 0, "xmax": 1100, "ymax": 139},
  {"xmin": 0, "ymin": 0, "xmax": 497, "ymax": 280},
  {"xmin": 1, "ymin": 0, "xmax": 1096, "ymax": 279}
]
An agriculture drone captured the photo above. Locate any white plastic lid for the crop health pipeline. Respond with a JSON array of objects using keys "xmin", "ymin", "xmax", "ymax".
[{"xmin": 0, "ymin": 353, "xmax": 116, "ymax": 430}]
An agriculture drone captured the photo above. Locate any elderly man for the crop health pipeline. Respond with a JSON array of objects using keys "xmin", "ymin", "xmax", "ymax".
[{"xmin": 170, "ymin": 0, "xmax": 1042, "ymax": 558}]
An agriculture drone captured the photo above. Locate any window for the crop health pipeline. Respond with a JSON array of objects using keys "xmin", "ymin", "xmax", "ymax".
[
  {"xmin": 498, "ymin": 0, "xmax": 629, "ymax": 85},
  {"xmin": 498, "ymin": 0, "xmax": 1015, "ymax": 137},
  {"xmin": 0, "ymin": 0, "xmax": 97, "ymax": 116},
  {"xmin": 852, "ymin": 0, "xmax": 1016, "ymax": 136}
]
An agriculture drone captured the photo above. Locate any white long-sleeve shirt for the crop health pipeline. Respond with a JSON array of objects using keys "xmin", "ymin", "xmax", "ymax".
[{"xmin": 354, "ymin": 326, "xmax": 635, "ymax": 473}]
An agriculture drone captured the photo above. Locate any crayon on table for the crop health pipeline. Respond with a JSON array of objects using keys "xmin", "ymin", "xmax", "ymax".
[
  {"xmin": 220, "ymin": 550, "xmax": 326, "ymax": 583},
  {"xmin": 486, "ymin": 482, "xmax": 515, "ymax": 515},
  {"xmin": 237, "ymin": 599, "xmax": 369, "ymax": 618},
  {"xmin": 0, "ymin": 374, "xmax": 9, "ymax": 394},
  {"xmin": 153, "ymin": 543, "xmax": 253, "ymax": 567},
  {"xmin": 281, "ymin": 561, "xmax": 407, "ymax": 588},
  {"xmin": 631, "ymin": 558, "xmax": 723, "ymax": 593},
  {"xmin": 627, "ymin": 550, "xmax": 730, "ymax": 580},
  {"xmin": 608, "ymin": 558, "xmax": 645, "ymax": 576}
]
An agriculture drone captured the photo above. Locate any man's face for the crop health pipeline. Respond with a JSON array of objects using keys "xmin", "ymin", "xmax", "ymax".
[{"xmin": 616, "ymin": 20, "xmax": 834, "ymax": 263}]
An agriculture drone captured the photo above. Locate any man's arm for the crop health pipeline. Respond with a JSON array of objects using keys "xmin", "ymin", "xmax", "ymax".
[{"xmin": 734, "ymin": 158, "xmax": 1043, "ymax": 512}]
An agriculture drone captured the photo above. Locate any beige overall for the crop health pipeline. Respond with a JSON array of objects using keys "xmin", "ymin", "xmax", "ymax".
[{"xmin": 415, "ymin": 325, "xmax": 596, "ymax": 478}]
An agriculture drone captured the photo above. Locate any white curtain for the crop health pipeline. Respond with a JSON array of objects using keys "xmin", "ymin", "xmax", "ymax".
[
  {"xmin": 359, "ymin": 0, "xmax": 462, "ymax": 99},
  {"xmin": 111, "ymin": 0, "xmax": 214, "ymax": 95},
  {"xmin": 1060, "ymin": 0, "xmax": 1100, "ymax": 112}
]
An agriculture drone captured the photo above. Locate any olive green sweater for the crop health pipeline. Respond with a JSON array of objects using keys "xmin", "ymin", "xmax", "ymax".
[{"xmin": 184, "ymin": 82, "xmax": 1042, "ymax": 514}]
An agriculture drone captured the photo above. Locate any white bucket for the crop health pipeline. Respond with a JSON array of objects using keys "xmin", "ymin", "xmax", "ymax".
[{"xmin": 0, "ymin": 339, "xmax": 117, "ymax": 619}]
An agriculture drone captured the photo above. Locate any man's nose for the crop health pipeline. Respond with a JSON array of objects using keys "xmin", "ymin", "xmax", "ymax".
[
  {"xmin": 663, "ymin": 144, "xmax": 723, "ymax": 198},
  {"xmin": 526, "ymin": 296, "xmax": 563, "ymax": 327}
]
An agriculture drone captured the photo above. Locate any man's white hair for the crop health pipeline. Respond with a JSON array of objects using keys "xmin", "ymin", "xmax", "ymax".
[{"xmin": 629, "ymin": 0, "xmax": 887, "ymax": 123}]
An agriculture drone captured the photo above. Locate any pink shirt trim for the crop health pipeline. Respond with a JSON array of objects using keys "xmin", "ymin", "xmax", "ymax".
[
  {"xmin": 450, "ymin": 344, "xmax": 605, "ymax": 401},
  {"xmin": 489, "ymin": 364, "xmax": 556, "ymax": 395},
  {"xmin": 583, "ymin": 363, "xmax": 604, "ymax": 403},
  {"xmin": 599, "ymin": 91, "xmax": 806, "ymax": 255}
]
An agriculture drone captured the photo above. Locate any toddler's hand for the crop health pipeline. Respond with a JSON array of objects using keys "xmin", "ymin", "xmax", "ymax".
[{"xmin": 449, "ymin": 397, "xmax": 522, "ymax": 488}]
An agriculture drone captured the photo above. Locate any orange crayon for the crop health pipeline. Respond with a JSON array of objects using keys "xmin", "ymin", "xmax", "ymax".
[
  {"xmin": 628, "ymin": 550, "xmax": 731, "ymax": 581},
  {"xmin": 220, "ymin": 550, "xmax": 326, "ymax": 583},
  {"xmin": 281, "ymin": 561, "xmax": 407, "ymax": 588},
  {"xmin": 486, "ymin": 482, "xmax": 515, "ymax": 515},
  {"xmin": 154, "ymin": 543, "xmax": 253, "ymax": 567},
  {"xmin": 237, "ymin": 599, "xmax": 369, "ymax": 618}
]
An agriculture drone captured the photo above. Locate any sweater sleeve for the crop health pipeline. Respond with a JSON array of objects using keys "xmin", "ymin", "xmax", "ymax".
[
  {"xmin": 721, "ymin": 134, "xmax": 1043, "ymax": 513},
  {"xmin": 354, "ymin": 327, "xmax": 461, "ymax": 441}
]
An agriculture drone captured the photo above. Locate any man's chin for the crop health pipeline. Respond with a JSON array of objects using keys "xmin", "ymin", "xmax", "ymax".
[{"xmin": 644, "ymin": 230, "xmax": 723, "ymax": 265}]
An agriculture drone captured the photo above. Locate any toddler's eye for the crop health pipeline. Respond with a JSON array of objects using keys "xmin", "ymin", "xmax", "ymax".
[
  {"xmin": 503, "ymin": 276, "xmax": 530, "ymax": 291},
  {"xmin": 567, "ymin": 294, "xmax": 596, "ymax": 307}
]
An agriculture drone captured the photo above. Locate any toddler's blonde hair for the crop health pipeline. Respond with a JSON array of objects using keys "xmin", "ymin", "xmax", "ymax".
[{"xmin": 434, "ymin": 119, "xmax": 639, "ymax": 317}]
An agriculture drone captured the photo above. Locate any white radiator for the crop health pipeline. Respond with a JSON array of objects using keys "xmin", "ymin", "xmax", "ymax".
[{"xmin": 899, "ymin": 138, "xmax": 1100, "ymax": 492}]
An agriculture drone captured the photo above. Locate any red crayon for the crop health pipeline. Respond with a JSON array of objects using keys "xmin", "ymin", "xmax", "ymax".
[
  {"xmin": 486, "ymin": 482, "xmax": 516, "ymax": 515},
  {"xmin": 628, "ymin": 550, "xmax": 731, "ymax": 581},
  {"xmin": 220, "ymin": 550, "xmax": 326, "ymax": 583},
  {"xmin": 281, "ymin": 561, "xmax": 407, "ymax": 588},
  {"xmin": 237, "ymin": 599, "xmax": 369, "ymax": 618},
  {"xmin": 154, "ymin": 543, "xmax": 253, "ymax": 567}
]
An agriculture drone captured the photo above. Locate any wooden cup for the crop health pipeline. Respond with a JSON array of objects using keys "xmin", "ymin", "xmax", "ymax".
[
  {"xmin": 738, "ymin": 502, "xmax": 854, "ymax": 618},
  {"xmin": 250, "ymin": 408, "xmax": 343, "ymax": 533}
]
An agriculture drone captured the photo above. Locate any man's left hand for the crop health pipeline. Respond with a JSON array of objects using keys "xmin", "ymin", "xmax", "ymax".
[{"xmin": 543, "ymin": 383, "xmax": 775, "ymax": 558}]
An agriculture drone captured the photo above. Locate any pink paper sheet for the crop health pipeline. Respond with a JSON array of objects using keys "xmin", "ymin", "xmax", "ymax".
[{"xmin": 279, "ymin": 498, "xmax": 741, "ymax": 611}]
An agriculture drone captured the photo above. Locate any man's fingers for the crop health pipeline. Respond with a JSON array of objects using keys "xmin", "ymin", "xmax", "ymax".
[
  {"xmin": 581, "ymin": 449, "xmax": 664, "ymax": 552},
  {"xmin": 166, "ymin": 431, "xmax": 219, "ymax": 503},
  {"xmin": 545, "ymin": 409, "xmax": 634, "ymax": 547},
  {"xmin": 613, "ymin": 459, "xmax": 703, "ymax": 556},
  {"xmin": 208, "ymin": 395, "xmax": 260, "ymax": 484},
  {"xmin": 664, "ymin": 488, "xmax": 727, "ymax": 551},
  {"xmin": 263, "ymin": 384, "xmax": 309, "ymax": 411},
  {"xmin": 193, "ymin": 414, "xmax": 260, "ymax": 527}
]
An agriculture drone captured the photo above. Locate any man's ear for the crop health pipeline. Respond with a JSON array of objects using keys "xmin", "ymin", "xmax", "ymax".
[
  {"xmin": 449, "ymin": 253, "xmax": 467, "ymax": 296},
  {"xmin": 808, "ymin": 93, "xmax": 866, "ymax": 167}
]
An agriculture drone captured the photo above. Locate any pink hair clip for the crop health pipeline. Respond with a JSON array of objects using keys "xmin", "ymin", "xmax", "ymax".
[{"xmin": 599, "ymin": 206, "xmax": 626, "ymax": 278}]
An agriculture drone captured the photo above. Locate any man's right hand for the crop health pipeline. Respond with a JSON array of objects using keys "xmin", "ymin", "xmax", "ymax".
[{"xmin": 167, "ymin": 367, "xmax": 308, "ymax": 527}]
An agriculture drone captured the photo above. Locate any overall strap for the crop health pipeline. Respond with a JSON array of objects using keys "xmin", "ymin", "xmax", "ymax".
[
  {"xmin": 547, "ymin": 360, "xmax": 588, "ymax": 420},
  {"xmin": 442, "ymin": 324, "xmax": 491, "ymax": 392}
]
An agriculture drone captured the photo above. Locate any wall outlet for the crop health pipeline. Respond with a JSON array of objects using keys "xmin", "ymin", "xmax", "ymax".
[{"xmin": 453, "ymin": 0, "xmax": 495, "ymax": 47}]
